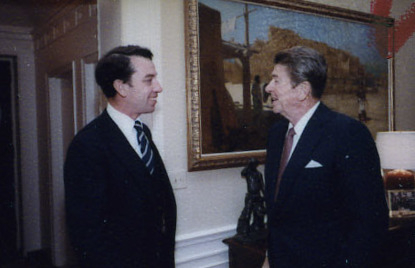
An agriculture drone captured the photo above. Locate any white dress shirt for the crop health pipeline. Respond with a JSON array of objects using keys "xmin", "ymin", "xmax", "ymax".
[
  {"xmin": 106, "ymin": 103, "xmax": 144, "ymax": 158},
  {"xmin": 287, "ymin": 101, "xmax": 320, "ymax": 159}
]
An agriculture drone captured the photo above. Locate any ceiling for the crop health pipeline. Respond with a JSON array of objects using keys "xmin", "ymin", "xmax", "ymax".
[{"xmin": 0, "ymin": 0, "xmax": 69, "ymax": 29}]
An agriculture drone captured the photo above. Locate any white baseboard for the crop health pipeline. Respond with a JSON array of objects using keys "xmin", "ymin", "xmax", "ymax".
[{"xmin": 175, "ymin": 225, "xmax": 236, "ymax": 268}]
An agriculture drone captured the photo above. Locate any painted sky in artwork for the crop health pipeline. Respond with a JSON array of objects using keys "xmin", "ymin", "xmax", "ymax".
[{"xmin": 199, "ymin": 0, "xmax": 388, "ymax": 76}]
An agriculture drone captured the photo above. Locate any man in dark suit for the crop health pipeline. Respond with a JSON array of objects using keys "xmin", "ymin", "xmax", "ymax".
[
  {"xmin": 262, "ymin": 46, "xmax": 388, "ymax": 267},
  {"xmin": 64, "ymin": 45, "xmax": 176, "ymax": 267}
]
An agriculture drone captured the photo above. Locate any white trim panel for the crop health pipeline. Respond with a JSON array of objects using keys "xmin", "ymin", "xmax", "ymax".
[{"xmin": 175, "ymin": 225, "xmax": 236, "ymax": 268}]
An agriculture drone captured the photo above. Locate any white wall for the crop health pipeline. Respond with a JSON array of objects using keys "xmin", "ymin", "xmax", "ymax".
[
  {"xmin": 97, "ymin": 0, "xmax": 121, "ymax": 56},
  {"xmin": 0, "ymin": 26, "xmax": 41, "ymax": 253},
  {"xmin": 391, "ymin": 0, "xmax": 415, "ymax": 130},
  {"xmin": 98, "ymin": 0, "xmax": 414, "ymax": 266}
]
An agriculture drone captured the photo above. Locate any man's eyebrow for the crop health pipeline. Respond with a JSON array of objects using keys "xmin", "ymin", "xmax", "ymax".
[{"xmin": 144, "ymin": 73, "xmax": 156, "ymax": 78}]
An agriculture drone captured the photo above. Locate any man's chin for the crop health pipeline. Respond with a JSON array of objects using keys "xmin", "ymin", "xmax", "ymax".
[
  {"xmin": 139, "ymin": 107, "xmax": 156, "ymax": 115},
  {"xmin": 272, "ymin": 106, "xmax": 281, "ymax": 114}
]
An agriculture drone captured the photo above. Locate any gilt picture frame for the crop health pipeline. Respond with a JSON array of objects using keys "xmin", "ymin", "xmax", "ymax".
[{"xmin": 185, "ymin": 0, "xmax": 394, "ymax": 171}]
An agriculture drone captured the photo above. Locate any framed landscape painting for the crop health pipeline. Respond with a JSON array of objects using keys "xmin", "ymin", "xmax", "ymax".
[{"xmin": 185, "ymin": 0, "xmax": 394, "ymax": 171}]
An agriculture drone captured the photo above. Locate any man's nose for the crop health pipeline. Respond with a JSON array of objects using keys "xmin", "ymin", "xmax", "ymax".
[
  {"xmin": 265, "ymin": 81, "xmax": 273, "ymax": 93},
  {"xmin": 154, "ymin": 80, "xmax": 163, "ymax": 92}
]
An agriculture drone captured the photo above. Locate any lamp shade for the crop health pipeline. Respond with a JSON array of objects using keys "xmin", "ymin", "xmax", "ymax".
[{"xmin": 376, "ymin": 131, "xmax": 415, "ymax": 170}]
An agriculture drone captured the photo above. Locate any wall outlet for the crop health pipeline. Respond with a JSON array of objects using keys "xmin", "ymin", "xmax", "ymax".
[{"xmin": 170, "ymin": 170, "xmax": 188, "ymax": 189}]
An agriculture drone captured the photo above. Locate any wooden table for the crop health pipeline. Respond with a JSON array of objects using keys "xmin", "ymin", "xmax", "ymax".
[{"xmin": 223, "ymin": 231, "xmax": 267, "ymax": 268}]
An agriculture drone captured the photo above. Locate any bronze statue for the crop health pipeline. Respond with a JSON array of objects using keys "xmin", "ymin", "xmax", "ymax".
[{"xmin": 237, "ymin": 158, "xmax": 266, "ymax": 239}]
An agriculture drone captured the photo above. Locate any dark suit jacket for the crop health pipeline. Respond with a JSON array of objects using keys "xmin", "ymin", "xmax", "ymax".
[
  {"xmin": 265, "ymin": 103, "xmax": 388, "ymax": 268},
  {"xmin": 64, "ymin": 110, "xmax": 176, "ymax": 268}
]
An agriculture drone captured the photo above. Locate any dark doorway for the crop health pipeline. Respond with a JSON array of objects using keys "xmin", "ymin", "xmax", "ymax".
[{"xmin": 0, "ymin": 56, "xmax": 20, "ymax": 265}]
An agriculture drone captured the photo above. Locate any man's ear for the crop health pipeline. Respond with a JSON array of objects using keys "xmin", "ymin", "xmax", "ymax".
[
  {"xmin": 297, "ymin": 81, "xmax": 311, "ymax": 101},
  {"xmin": 113, "ymin": 79, "xmax": 128, "ymax": 97}
]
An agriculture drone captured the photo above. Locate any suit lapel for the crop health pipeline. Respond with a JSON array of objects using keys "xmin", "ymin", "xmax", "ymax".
[
  {"xmin": 266, "ymin": 120, "xmax": 289, "ymax": 202},
  {"xmin": 98, "ymin": 111, "xmax": 152, "ymax": 180},
  {"xmin": 93, "ymin": 111, "xmax": 174, "ymax": 220},
  {"xmin": 275, "ymin": 104, "xmax": 333, "ymax": 203}
]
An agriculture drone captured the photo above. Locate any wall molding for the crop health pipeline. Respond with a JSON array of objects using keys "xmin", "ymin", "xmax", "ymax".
[
  {"xmin": 175, "ymin": 225, "xmax": 236, "ymax": 268},
  {"xmin": 34, "ymin": 3, "xmax": 97, "ymax": 51},
  {"xmin": 0, "ymin": 25, "xmax": 32, "ymax": 41}
]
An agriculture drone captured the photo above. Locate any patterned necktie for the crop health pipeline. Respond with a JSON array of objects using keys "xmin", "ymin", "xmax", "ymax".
[
  {"xmin": 134, "ymin": 121, "xmax": 155, "ymax": 174},
  {"xmin": 275, "ymin": 127, "xmax": 296, "ymax": 198}
]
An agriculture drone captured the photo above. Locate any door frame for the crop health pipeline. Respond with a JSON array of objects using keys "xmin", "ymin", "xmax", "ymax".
[{"xmin": 0, "ymin": 55, "xmax": 23, "ymax": 256}]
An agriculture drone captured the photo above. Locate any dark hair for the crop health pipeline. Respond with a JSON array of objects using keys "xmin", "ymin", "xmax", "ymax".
[
  {"xmin": 95, "ymin": 45, "xmax": 153, "ymax": 98},
  {"xmin": 274, "ymin": 46, "xmax": 327, "ymax": 99}
]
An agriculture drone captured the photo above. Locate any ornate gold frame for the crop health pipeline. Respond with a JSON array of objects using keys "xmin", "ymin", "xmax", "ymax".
[{"xmin": 185, "ymin": 0, "xmax": 394, "ymax": 171}]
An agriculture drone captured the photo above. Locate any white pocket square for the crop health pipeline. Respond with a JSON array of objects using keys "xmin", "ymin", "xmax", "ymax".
[{"xmin": 305, "ymin": 160, "xmax": 323, "ymax": 168}]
